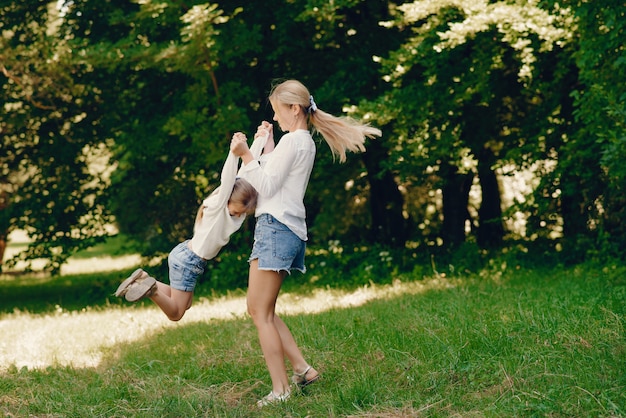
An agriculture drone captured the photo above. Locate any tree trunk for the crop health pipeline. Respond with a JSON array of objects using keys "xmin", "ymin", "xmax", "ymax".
[
  {"xmin": 361, "ymin": 140, "xmax": 408, "ymax": 247},
  {"xmin": 476, "ymin": 148, "xmax": 505, "ymax": 248},
  {"xmin": 0, "ymin": 234, "xmax": 5, "ymax": 269},
  {"xmin": 441, "ymin": 163, "xmax": 474, "ymax": 247},
  {"xmin": 560, "ymin": 180, "xmax": 588, "ymax": 241},
  {"xmin": 0, "ymin": 189, "xmax": 7, "ymax": 268}
]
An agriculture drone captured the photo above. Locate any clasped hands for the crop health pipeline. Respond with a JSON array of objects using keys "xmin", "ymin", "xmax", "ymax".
[
  {"xmin": 230, "ymin": 121, "xmax": 274, "ymax": 157},
  {"xmin": 230, "ymin": 132, "xmax": 249, "ymax": 157}
]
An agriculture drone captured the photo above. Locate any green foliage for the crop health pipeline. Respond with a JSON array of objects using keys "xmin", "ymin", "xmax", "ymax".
[
  {"xmin": 87, "ymin": 0, "xmax": 407, "ymax": 257},
  {"xmin": 365, "ymin": 0, "xmax": 577, "ymax": 249},
  {"xmin": 59, "ymin": 1, "xmax": 262, "ymax": 257},
  {"xmin": 565, "ymin": 0, "xmax": 626, "ymax": 251},
  {"xmin": 304, "ymin": 241, "xmax": 427, "ymax": 288},
  {"xmin": 0, "ymin": 2, "xmax": 113, "ymax": 273},
  {"xmin": 2, "ymin": 0, "xmax": 626, "ymax": 272}
]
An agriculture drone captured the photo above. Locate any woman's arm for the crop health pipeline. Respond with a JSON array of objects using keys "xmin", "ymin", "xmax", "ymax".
[{"xmin": 233, "ymin": 132, "xmax": 298, "ymax": 198}]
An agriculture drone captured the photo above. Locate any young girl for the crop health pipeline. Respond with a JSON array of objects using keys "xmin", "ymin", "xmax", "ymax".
[
  {"xmin": 115, "ymin": 134, "xmax": 271, "ymax": 321},
  {"xmin": 230, "ymin": 79, "xmax": 382, "ymax": 406}
]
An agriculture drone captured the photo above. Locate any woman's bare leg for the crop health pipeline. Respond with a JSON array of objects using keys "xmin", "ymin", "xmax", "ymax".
[
  {"xmin": 273, "ymin": 316, "xmax": 318, "ymax": 380},
  {"xmin": 246, "ymin": 260, "xmax": 291, "ymax": 395},
  {"xmin": 247, "ymin": 260, "xmax": 318, "ymax": 394}
]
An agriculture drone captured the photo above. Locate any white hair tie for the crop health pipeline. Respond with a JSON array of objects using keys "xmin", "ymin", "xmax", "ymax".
[{"xmin": 308, "ymin": 95, "xmax": 317, "ymax": 113}]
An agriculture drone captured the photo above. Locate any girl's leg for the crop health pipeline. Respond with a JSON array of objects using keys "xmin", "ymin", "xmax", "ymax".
[
  {"xmin": 149, "ymin": 282, "xmax": 193, "ymax": 322},
  {"xmin": 150, "ymin": 241, "xmax": 201, "ymax": 321},
  {"xmin": 246, "ymin": 260, "xmax": 291, "ymax": 395}
]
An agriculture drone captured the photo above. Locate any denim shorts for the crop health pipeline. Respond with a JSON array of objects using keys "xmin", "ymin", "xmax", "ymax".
[
  {"xmin": 249, "ymin": 214, "xmax": 306, "ymax": 274},
  {"xmin": 168, "ymin": 240, "xmax": 208, "ymax": 292}
]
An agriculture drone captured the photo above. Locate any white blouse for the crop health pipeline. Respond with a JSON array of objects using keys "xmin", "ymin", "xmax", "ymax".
[{"xmin": 238, "ymin": 129, "xmax": 316, "ymax": 241}]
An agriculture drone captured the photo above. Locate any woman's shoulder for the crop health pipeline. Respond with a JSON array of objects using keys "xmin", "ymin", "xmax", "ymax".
[
  {"xmin": 282, "ymin": 129, "xmax": 310, "ymax": 138},
  {"xmin": 280, "ymin": 129, "xmax": 313, "ymax": 146}
]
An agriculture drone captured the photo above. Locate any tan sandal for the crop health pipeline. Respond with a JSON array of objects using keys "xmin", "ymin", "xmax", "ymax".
[
  {"xmin": 292, "ymin": 365, "xmax": 320, "ymax": 388},
  {"xmin": 124, "ymin": 276, "xmax": 157, "ymax": 302},
  {"xmin": 115, "ymin": 268, "xmax": 148, "ymax": 297}
]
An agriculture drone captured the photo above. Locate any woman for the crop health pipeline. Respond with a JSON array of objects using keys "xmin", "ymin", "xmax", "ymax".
[{"xmin": 231, "ymin": 79, "xmax": 381, "ymax": 406}]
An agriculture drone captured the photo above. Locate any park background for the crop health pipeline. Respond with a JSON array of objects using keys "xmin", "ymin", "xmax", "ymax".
[{"xmin": 0, "ymin": 0, "xmax": 624, "ymax": 416}]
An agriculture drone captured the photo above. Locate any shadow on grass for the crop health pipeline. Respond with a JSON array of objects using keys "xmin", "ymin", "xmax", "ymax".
[{"xmin": 0, "ymin": 270, "xmax": 132, "ymax": 315}]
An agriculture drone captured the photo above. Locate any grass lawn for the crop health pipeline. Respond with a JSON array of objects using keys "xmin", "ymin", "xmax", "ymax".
[{"xmin": 0, "ymin": 257, "xmax": 625, "ymax": 417}]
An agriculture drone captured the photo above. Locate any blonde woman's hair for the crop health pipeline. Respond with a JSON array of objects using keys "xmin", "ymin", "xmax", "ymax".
[{"xmin": 269, "ymin": 79, "xmax": 382, "ymax": 162}]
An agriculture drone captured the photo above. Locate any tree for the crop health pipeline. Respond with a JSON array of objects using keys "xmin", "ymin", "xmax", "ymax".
[
  {"xmin": 52, "ymin": 0, "xmax": 267, "ymax": 259},
  {"xmin": 561, "ymin": 0, "xmax": 626, "ymax": 254},
  {"xmin": 59, "ymin": 0, "xmax": 407, "ymax": 257},
  {"xmin": 367, "ymin": 0, "xmax": 574, "ymax": 249},
  {"xmin": 5, "ymin": 0, "xmax": 623, "ymax": 274},
  {"xmin": 1, "ymin": 1, "xmax": 112, "ymax": 272}
]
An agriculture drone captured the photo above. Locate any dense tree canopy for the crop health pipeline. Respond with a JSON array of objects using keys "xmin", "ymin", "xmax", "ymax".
[
  {"xmin": 563, "ymin": 0, "xmax": 626, "ymax": 254},
  {"xmin": 1, "ymin": 1, "xmax": 113, "ymax": 271},
  {"xmin": 366, "ymin": 0, "xmax": 576, "ymax": 248},
  {"xmin": 1, "ymin": 0, "xmax": 624, "ymax": 272}
]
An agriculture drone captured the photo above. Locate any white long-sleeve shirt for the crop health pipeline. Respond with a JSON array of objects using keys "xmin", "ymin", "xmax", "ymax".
[
  {"xmin": 238, "ymin": 129, "xmax": 316, "ymax": 241},
  {"xmin": 190, "ymin": 135, "xmax": 267, "ymax": 259}
]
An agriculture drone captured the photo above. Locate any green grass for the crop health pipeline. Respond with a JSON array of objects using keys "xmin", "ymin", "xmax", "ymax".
[
  {"xmin": 1, "ymin": 260, "xmax": 624, "ymax": 417},
  {"xmin": 69, "ymin": 234, "xmax": 138, "ymax": 259},
  {"xmin": 0, "ymin": 270, "xmax": 132, "ymax": 314}
]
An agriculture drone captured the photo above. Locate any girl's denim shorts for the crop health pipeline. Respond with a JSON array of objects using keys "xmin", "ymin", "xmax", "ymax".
[
  {"xmin": 168, "ymin": 240, "xmax": 208, "ymax": 292},
  {"xmin": 249, "ymin": 214, "xmax": 306, "ymax": 274}
]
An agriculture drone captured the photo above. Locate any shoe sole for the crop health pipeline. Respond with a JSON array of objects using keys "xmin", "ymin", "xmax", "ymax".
[
  {"xmin": 125, "ymin": 276, "xmax": 157, "ymax": 302},
  {"xmin": 115, "ymin": 269, "xmax": 146, "ymax": 297}
]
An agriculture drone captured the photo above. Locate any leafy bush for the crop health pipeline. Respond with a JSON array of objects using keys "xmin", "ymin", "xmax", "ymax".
[
  {"xmin": 196, "ymin": 240, "xmax": 430, "ymax": 295},
  {"xmin": 302, "ymin": 241, "xmax": 427, "ymax": 288},
  {"xmin": 201, "ymin": 249, "xmax": 252, "ymax": 291}
]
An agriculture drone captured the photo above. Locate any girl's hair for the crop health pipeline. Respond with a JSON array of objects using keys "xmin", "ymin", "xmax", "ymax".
[
  {"xmin": 195, "ymin": 178, "xmax": 258, "ymax": 224},
  {"xmin": 229, "ymin": 177, "xmax": 258, "ymax": 215},
  {"xmin": 269, "ymin": 79, "xmax": 382, "ymax": 163}
]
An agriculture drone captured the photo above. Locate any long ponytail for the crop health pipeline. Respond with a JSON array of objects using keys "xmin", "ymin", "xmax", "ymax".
[{"xmin": 269, "ymin": 80, "xmax": 382, "ymax": 162}]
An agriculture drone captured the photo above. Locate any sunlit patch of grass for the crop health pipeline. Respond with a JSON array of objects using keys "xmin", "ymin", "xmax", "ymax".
[{"xmin": 0, "ymin": 279, "xmax": 445, "ymax": 371}]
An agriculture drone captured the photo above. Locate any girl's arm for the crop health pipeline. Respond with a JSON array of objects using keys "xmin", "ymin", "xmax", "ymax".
[
  {"xmin": 202, "ymin": 149, "xmax": 240, "ymax": 211},
  {"xmin": 258, "ymin": 121, "xmax": 275, "ymax": 154},
  {"xmin": 248, "ymin": 122, "xmax": 272, "ymax": 160}
]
